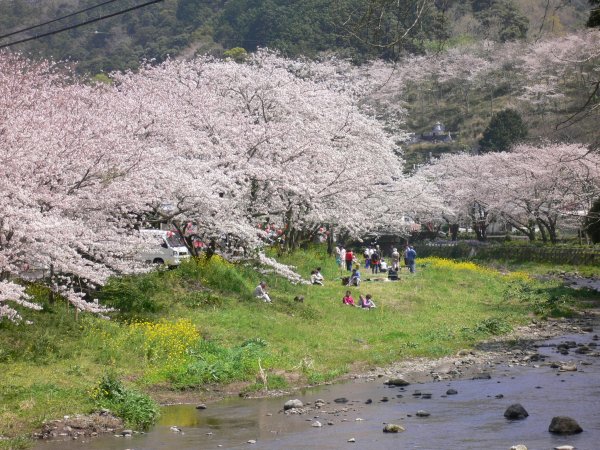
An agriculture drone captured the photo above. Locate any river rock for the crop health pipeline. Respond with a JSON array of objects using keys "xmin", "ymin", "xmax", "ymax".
[
  {"xmin": 383, "ymin": 424, "xmax": 405, "ymax": 433},
  {"xmin": 334, "ymin": 397, "xmax": 349, "ymax": 403},
  {"xmin": 509, "ymin": 445, "xmax": 527, "ymax": 450},
  {"xmin": 473, "ymin": 372, "xmax": 492, "ymax": 380},
  {"xmin": 548, "ymin": 416, "xmax": 583, "ymax": 434},
  {"xmin": 122, "ymin": 429, "xmax": 133, "ymax": 436},
  {"xmin": 446, "ymin": 388, "xmax": 458, "ymax": 395},
  {"xmin": 504, "ymin": 404, "xmax": 529, "ymax": 420},
  {"xmin": 416, "ymin": 410, "xmax": 430, "ymax": 417},
  {"xmin": 247, "ymin": 439, "xmax": 257, "ymax": 444},
  {"xmin": 196, "ymin": 404, "xmax": 207, "ymax": 410},
  {"xmin": 554, "ymin": 446, "xmax": 575, "ymax": 450},
  {"xmin": 348, "ymin": 438, "xmax": 356, "ymax": 442},
  {"xmin": 559, "ymin": 364, "xmax": 577, "ymax": 372},
  {"xmin": 435, "ymin": 362, "xmax": 458, "ymax": 375},
  {"xmin": 169, "ymin": 426, "xmax": 182, "ymax": 433},
  {"xmin": 284, "ymin": 399, "xmax": 303, "ymax": 410},
  {"xmin": 385, "ymin": 378, "xmax": 410, "ymax": 386},
  {"xmin": 312, "ymin": 421, "xmax": 322, "ymax": 427}
]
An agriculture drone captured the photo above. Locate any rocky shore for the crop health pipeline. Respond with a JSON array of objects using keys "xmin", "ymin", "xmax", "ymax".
[
  {"xmin": 34, "ymin": 308, "xmax": 599, "ymax": 443},
  {"xmin": 352, "ymin": 309, "xmax": 599, "ymax": 386}
]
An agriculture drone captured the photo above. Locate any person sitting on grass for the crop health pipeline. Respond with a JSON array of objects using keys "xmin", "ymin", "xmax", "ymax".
[
  {"xmin": 342, "ymin": 290, "xmax": 356, "ymax": 306},
  {"xmin": 347, "ymin": 268, "xmax": 361, "ymax": 286},
  {"xmin": 359, "ymin": 294, "xmax": 376, "ymax": 309},
  {"xmin": 315, "ymin": 267, "xmax": 324, "ymax": 284},
  {"xmin": 254, "ymin": 281, "xmax": 272, "ymax": 303},
  {"xmin": 310, "ymin": 270, "xmax": 324, "ymax": 285}
]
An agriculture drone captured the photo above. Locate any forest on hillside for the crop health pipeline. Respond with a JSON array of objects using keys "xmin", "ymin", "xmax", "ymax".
[{"xmin": 0, "ymin": 0, "xmax": 591, "ymax": 74}]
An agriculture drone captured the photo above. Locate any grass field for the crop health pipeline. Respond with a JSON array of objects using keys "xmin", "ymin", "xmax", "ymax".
[{"xmin": 1, "ymin": 246, "xmax": 597, "ymax": 448}]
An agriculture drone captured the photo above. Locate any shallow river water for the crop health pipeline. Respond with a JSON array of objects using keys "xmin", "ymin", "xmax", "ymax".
[{"xmin": 37, "ymin": 331, "xmax": 600, "ymax": 450}]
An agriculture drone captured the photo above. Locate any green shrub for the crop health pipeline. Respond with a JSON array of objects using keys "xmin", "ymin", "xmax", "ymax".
[
  {"xmin": 165, "ymin": 338, "xmax": 270, "ymax": 389},
  {"xmin": 99, "ymin": 275, "xmax": 165, "ymax": 314},
  {"xmin": 91, "ymin": 373, "xmax": 159, "ymax": 430},
  {"xmin": 197, "ymin": 255, "xmax": 252, "ymax": 295},
  {"xmin": 473, "ymin": 317, "xmax": 512, "ymax": 335}
]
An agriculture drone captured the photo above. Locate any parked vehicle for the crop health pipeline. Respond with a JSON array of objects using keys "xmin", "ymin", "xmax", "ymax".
[{"xmin": 138, "ymin": 229, "xmax": 190, "ymax": 266}]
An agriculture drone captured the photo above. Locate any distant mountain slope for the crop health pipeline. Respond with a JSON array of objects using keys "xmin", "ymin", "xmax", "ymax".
[{"xmin": 0, "ymin": 0, "xmax": 592, "ymax": 74}]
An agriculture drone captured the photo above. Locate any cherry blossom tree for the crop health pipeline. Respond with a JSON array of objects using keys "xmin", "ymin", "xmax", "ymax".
[
  {"xmin": 417, "ymin": 143, "xmax": 600, "ymax": 243},
  {"xmin": 0, "ymin": 52, "xmax": 149, "ymax": 320},
  {"xmin": 111, "ymin": 51, "xmax": 419, "ymax": 252}
]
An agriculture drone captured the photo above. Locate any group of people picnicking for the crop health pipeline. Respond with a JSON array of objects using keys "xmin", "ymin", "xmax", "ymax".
[
  {"xmin": 335, "ymin": 244, "xmax": 417, "ymax": 275},
  {"xmin": 254, "ymin": 243, "xmax": 416, "ymax": 305},
  {"xmin": 342, "ymin": 291, "xmax": 376, "ymax": 309}
]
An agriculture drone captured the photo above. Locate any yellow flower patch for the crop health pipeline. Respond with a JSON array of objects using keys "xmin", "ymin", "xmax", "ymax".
[{"xmin": 422, "ymin": 257, "xmax": 530, "ymax": 281}]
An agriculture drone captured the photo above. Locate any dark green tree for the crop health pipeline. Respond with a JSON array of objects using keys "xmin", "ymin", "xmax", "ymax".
[
  {"xmin": 474, "ymin": 0, "xmax": 529, "ymax": 42},
  {"xmin": 479, "ymin": 108, "xmax": 528, "ymax": 153},
  {"xmin": 588, "ymin": 0, "xmax": 600, "ymax": 28},
  {"xmin": 584, "ymin": 198, "xmax": 600, "ymax": 243}
]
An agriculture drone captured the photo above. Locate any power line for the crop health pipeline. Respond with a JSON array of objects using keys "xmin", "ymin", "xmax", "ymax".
[
  {"xmin": 0, "ymin": 0, "xmax": 165, "ymax": 50},
  {"xmin": 0, "ymin": 0, "xmax": 121, "ymax": 41}
]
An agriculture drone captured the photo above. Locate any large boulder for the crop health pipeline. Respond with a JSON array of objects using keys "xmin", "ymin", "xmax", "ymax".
[
  {"xmin": 504, "ymin": 404, "xmax": 529, "ymax": 420},
  {"xmin": 284, "ymin": 399, "xmax": 303, "ymax": 410},
  {"xmin": 548, "ymin": 416, "xmax": 583, "ymax": 435},
  {"xmin": 383, "ymin": 424, "xmax": 405, "ymax": 433},
  {"xmin": 384, "ymin": 378, "xmax": 410, "ymax": 386}
]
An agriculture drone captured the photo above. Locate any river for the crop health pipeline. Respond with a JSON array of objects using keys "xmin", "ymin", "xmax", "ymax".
[{"xmin": 36, "ymin": 329, "xmax": 600, "ymax": 450}]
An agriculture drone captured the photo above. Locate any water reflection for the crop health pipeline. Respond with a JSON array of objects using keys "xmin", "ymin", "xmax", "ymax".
[{"xmin": 36, "ymin": 331, "xmax": 600, "ymax": 450}]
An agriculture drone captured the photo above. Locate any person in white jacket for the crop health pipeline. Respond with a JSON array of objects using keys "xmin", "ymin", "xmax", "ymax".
[{"xmin": 254, "ymin": 281, "xmax": 272, "ymax": 303}]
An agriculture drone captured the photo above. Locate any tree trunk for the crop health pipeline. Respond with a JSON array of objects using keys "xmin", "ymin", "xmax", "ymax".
[
  {"xmin": 449, "ymin": 223, "xmax": 459, "ymax": 241},
  {"xmin": 537, "ymin": 218, "xmax": 548, "ymax": 243},
  {"xmin": 49, "ymin": 263, "xmax": 55, "ymax": 304},
  {"xmin": 326, "ymin": 224, "xmax": 335, "ymax": 255}
]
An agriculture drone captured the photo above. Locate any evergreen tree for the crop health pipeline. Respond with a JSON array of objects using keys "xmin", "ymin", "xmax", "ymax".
[{"xmin": 479, "ymin": 109, "xmax": 528, "ymax": 153}]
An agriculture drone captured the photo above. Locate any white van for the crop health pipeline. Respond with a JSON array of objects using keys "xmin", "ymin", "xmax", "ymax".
[{"xmin": 138, "ymin": 229, "xmax": 190, "ymax": 266}]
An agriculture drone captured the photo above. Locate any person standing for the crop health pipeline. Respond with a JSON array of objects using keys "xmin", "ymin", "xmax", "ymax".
[
  {"xmin": 391, "ymin": 248, "xmax": 400, "ymax": 271},
  {"xmin": 405, "ymin": 245, "xmax": 417, "ymax": 273},
  {"xmin": 370, "ymin": 249, "xmax": 380, "ymax": 274},
  {"xmin": 345, "ymin": 248, "xmax": 354, "ymax": 271},
  {"xmin": 339, "ymin": 247, "xmax": 346, "ymax": 270},
  {"xmin": 363, "ymin": 247, "xmax": 371, "ymax": 269}
]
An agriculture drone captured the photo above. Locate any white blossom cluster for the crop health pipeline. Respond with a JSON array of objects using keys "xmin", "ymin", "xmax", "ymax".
[{"xmin": 257, "ymin": 253, "xmax": 310, "ymax": 285}]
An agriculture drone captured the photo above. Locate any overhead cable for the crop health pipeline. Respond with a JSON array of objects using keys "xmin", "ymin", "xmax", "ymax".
[
  {"xmin": 0, "ymin": 0, "xmax": 165, "ymax": 50},
  {"xmin": 0, "ymin": 0, "xmax": 121, "ymax": 41}
]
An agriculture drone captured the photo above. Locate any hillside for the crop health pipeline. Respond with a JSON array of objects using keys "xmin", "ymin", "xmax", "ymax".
[{"xmin": 0, "ymin": 0, "xmax": 591, "ymax": 74}]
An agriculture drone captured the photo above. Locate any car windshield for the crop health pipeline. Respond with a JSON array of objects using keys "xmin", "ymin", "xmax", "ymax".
[{"xmin": 166, "ymin": 234, "xmax": 185, "ymax": 247}]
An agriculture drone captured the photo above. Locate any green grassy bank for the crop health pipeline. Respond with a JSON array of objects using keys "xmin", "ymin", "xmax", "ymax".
[{"xmin": 1, "ymin": 247, "xmax": 597, "ymax": 448}]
